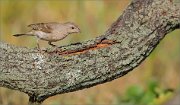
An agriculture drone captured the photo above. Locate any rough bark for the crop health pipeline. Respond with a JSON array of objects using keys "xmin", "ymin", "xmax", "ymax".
[{"xmin": 0, "ymin": 0, "xmax": 180, "ymax": 104}]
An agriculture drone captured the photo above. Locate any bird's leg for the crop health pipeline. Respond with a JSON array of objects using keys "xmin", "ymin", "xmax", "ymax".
[
  {"xmin": 48, "ymin": 41, "xmax": 61, "ymax": 52},
  {"xmin": 36, "ymin": 39, "xmax": 42, "ymax": 52},
  {"xmin": 48, "ymin": 41, "xmax": 56, "ymax": 47},
  {"xmin": 37, "ymin": 39, "xmax": 40, "ymax": 49}
]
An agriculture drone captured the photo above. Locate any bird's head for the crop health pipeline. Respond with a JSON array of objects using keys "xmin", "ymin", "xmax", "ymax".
[{"xmin": 64, "ymin": 22, "xmax": 81, "ymax": 34}]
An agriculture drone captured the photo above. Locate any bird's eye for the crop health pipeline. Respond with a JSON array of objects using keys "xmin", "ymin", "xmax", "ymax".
[{"xmin": 71, "ymin": 27, "xmax": 75, "ymax": 29}]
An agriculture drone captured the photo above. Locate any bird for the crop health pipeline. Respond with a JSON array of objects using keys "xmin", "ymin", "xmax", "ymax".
[{"xmin": 13, "ymin": 22, "xmax": 81, "ymax": 50}]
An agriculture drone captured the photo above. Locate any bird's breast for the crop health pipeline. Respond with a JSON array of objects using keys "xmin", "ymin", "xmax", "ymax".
[
  {"xmin": 51, "ymin": 33, "xmax": 68, "ymax": 42},
  {"xmin": 34, "ymin": 30, "xmax": 68, "ymax": 42}
]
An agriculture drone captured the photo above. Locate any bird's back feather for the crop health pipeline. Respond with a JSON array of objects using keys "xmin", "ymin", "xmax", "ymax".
[{"xmin": 27, "ymin": 22, "xmax": 59, "ymax": 33}]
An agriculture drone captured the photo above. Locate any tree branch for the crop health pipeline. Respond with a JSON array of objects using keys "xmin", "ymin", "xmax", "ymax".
[{"xmin": 0, "ymin": 0, "xmax": 179, "ymax": 104}]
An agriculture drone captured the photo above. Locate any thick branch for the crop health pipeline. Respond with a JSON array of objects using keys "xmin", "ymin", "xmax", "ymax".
[{"xmin": 0, "ymin": 0, "xmax": 180, "ymax": 103}]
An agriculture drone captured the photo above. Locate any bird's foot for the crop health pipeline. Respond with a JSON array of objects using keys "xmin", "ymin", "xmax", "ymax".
[
  {"xmin": 52, "ymin": 46, "xmax": 62, "ymax": 53},
  {"xmin": 48, "ymin": 41, "xmax": 57, "ymax": 47},
  {"xmin": 34, "ymin": 46, "xmax": 47, "ymax": 53},
  {"xmin": 41, "ymin": 46, "xmax": 61, "ymax": 53}
]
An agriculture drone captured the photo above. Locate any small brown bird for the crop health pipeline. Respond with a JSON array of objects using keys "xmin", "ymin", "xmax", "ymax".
[{"xmin": 13, "ymin": 22, "xmax": 80, "ymax": 49}]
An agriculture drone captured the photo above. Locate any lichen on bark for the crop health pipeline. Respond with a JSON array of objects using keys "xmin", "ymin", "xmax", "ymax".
[{"xmin": 0, "ymin": 0, "xmax": 180, "ymax": 104}]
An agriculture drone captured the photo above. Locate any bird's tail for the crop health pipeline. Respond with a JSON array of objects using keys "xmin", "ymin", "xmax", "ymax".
[
  {"xmin": 13, "ymin": 34, "xmax": 26, "ymax": 37},
  {"xmin": 13, "ymin": 33, "xmax": 34, "ymax": 37}
]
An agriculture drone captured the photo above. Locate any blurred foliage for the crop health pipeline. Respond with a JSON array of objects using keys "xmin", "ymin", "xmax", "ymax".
[
  {"xmin": 113, "ymin": 80, "xmax": 174, "ymax": 105},
  {"xmin": 0, "ymin": 0, "xmax": 180, "ymax": 105}
]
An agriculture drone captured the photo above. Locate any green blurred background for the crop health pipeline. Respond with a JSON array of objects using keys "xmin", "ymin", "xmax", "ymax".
[{"xmin": 0, "ymin": 0, "xmax": 180, "ymax": 105}]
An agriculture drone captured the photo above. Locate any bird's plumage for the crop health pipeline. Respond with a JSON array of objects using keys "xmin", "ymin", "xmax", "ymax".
[
  {"xmin": 27, "ymin": 22, "xmax": 59, "ymax": 33},
  {"xmin": 13, "ymin": 22, "xmax": 80, "ymax": 50}
]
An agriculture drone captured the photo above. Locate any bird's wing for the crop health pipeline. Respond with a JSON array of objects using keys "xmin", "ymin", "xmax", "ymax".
[{"xmin": 27, "ymin": 22, "xmax": 57, "ymax": 33}]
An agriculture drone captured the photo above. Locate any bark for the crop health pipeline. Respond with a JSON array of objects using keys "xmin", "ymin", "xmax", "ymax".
[{"xmin": 0, "ymin": 0, "xmax": 180, "ymax": 104}]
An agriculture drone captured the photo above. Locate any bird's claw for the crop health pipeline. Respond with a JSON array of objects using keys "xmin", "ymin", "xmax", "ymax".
[{"xmin": 52, "ymin": 46, "xmax": 62, "ymax": 53}]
